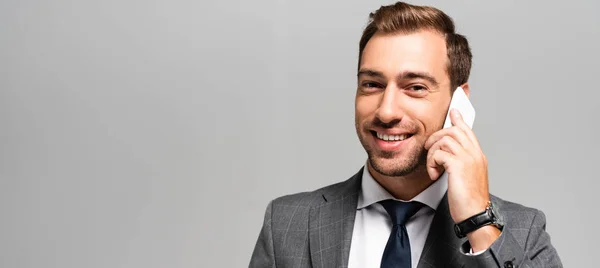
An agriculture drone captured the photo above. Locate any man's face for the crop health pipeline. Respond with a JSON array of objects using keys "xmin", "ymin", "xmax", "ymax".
[{"xmin": 355, "ymin": 30, "xmax": 453, "ymax": 177}]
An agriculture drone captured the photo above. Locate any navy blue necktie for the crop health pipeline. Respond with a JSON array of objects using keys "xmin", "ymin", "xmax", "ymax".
[{"xmin": 379, "ymin": 200, "xmax": 424, "ymax": 268}]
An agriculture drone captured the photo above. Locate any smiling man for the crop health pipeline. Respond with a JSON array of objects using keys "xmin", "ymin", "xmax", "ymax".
[{"xmin": 249, "ymin": 2, "xmax": 561, "ymax": 268}]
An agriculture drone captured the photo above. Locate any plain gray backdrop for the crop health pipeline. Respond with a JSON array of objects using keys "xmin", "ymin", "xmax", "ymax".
[{"xmin": 1, "ymin": 0, "xmax": 598, "ymax": 267}]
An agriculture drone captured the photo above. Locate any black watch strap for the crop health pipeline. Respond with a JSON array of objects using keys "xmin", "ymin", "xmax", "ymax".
[{"xmin": 453, "ymin": 202, "xmax": 499, "ymax": 238}]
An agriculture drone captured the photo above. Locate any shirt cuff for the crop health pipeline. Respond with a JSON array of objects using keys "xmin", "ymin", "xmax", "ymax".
[{"xmin": 466, "ymin": 247, "xmax": 487, "ymax": 256}]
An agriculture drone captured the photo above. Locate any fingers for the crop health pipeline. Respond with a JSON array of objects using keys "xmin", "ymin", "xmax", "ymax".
[
  {"xmin": 449, "ymin": 109, "xmax": 481, "ymax": 149},
  {"xmin": 425, "ymin": 109, "xmax": 480, "ymax": 151},
  {"xmin": 426, "ymin": 149, "xmax": 454, "ymax": 180},
  {"xmin": 425, "ymin": 126, "xmax": 471, "ymax": 151},
  {"xmin": 427, "ymin": 135, "xmax": 465, "ymax": 158},
  {"xmin": 426, "ymin": 135, "xmax": 465, "ymax": 179},
  {"xmin": 425, "ymin": 109, "xmax": 485, "ymax": 181}
]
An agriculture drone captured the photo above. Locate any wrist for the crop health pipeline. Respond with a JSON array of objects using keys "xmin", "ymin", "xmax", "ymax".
[
  {"xmin": 452, "ymin": 198, "xmax": 490, "ymax": 224},
  {"xmin": 466, "ymin": 225, "xmax": 501, "ymax": 252},
  {"xmin": 453, "ymin": 200, "xmax": 503, "ymax": 240}
]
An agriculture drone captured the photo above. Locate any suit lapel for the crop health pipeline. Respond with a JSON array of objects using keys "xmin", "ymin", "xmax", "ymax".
[
  {"xmin": 307, "ymin": 169, "xmax": 469, "ymax": 268},
  {"xmin": 416, "ymin": 193, "xmax": 467, "ymax": 268},
  {"xmin": 308, "ymin": 168, "xmax": 362, "ymax": 268}
]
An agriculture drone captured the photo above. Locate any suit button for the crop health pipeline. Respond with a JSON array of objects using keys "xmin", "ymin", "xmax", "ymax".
[{"xmin": 504, "ymin": 261, "xmax": 514, "ymax": 268}]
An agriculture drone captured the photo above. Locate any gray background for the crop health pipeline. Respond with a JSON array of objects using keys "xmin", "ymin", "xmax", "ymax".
[{"xmin": 1, "ymin": 0, "xmax": 597, "ymax": 267}]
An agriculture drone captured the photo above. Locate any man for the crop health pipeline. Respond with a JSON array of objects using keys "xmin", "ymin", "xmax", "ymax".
[{"xmin": 249, "ymin": 2, "xmax": 562, "ymax": 268}]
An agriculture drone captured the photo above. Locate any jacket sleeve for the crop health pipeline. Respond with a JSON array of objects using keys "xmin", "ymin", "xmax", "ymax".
[
  {"xmin": 462, "ymin": 209, "xmax": 563, "ymax": 267},
  {"xmin": 249, "ymin": 201, "xmax": 276, "ymax": 268}
]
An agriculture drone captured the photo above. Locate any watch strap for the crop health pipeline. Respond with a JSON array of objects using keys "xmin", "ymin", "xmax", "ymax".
[{"xmin": 453, "ymin": 203, "xmax": 498, "ymax": 238}]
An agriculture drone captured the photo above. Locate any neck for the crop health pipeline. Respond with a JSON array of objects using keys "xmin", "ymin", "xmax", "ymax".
[{"xmin": 367, "ymin": 161, "xmax": 434, "ymax": 201}]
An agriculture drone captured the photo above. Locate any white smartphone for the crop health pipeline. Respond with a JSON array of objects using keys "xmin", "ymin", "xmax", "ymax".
[
  {"xmin": 443, "ymin": 86, "xmax": 475, "ymax": 129},
  {"xmin": 435, "ymin": 87, "xmax": 476, "ymax": 181}
]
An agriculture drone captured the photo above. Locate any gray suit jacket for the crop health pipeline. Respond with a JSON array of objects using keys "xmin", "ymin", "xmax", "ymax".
[{"xmin": 249, "ymin": 168, "xmax": 562, "ymax": 268}]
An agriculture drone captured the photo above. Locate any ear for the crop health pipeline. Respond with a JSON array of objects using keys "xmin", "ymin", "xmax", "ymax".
[{"xmin": 459, "ymin": 83, "xmax": 471, "ymax": 98}]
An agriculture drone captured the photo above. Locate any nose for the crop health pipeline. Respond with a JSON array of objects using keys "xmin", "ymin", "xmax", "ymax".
[{"xmin": 374, "ymin": 85, "xmax": 404, "ymax": 125}]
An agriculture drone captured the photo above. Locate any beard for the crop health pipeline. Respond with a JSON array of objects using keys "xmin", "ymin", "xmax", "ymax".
[
  {"xmin": 355, "ymin": 119, "xmax": 428, "ymax": 177},
  {"xmin": 367, "ymin": 143, "xmax": 427, "ymax": 176}
]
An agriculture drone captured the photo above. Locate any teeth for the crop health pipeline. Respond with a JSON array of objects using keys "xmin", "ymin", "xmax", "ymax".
[{"xmin": 376, "ymin": 132, "xmax": 409, "ymax": 141}]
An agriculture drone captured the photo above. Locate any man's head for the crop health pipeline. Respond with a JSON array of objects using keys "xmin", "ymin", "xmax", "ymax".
[{"xmin": 355, "ymin": 2, "xmax": 472, "ymax": 177}]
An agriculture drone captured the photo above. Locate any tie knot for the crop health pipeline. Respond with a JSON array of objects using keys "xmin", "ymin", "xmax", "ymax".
[{"xmin": 379, "ymin": 200, "xmax": 424, "ymax": 225}]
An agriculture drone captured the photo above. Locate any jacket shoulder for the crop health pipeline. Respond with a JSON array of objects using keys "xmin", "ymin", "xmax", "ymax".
[
  {"xmin": 271, "ymin": 176, "xmax": 357, "ymax": 208},
  {"xmin": 261, "ymin": 174, "xmax": 361, "ymax": 263},
  {"xmin": 269, "ymin": 168, "xmax": 363, "ymax": 207}
]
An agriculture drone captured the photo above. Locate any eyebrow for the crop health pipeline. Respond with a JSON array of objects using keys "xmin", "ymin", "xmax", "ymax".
[
  {"xmin": 357, "ymin": 69, "xmax": 385, "ymax": 79},
  {"xmin": 357, "ymin": 68, "xmax": 439, "ymax": 87}
]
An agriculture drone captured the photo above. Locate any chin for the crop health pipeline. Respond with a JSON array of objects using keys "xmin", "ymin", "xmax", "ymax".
[{"xmin": 368, "ymin": 155, "xmax": 420, "ymax": 177}]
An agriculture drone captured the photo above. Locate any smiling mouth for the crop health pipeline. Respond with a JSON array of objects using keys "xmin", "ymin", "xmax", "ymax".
[{"xmin": 370, "ymin": 131, "xmax": 413, "ymax": 141}]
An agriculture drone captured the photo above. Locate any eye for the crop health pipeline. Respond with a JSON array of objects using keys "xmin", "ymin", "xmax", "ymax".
[
  {"xmin": 407, "ymin": 85, "xmax": 427, "ymax": 91},
  {"xmin": 362, "ymin": 82, "xmax": 382, "ymax": 89},
  {"xmin": 359, "ymin": 81, "xmax": 384, "ymax": 93}
]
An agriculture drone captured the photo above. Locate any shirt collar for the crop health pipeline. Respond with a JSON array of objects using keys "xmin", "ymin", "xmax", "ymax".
[{"xmin": 357, "ymin": 163, "xmax": 448, "ymax": 211}]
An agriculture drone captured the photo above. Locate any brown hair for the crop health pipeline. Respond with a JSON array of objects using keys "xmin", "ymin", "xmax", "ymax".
[{"xmin": 358, "ymin": 2, "xmax": 472, "ymax": 89}]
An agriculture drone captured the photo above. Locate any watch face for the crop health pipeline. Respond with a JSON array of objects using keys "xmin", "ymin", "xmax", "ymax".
[
  {"xmin": 486, "ymin": 209, "xmax": 494, "ymax": 218},
  {"xmin": 489, "ymin": 202, "xmax": 504, "ymax": 227}
]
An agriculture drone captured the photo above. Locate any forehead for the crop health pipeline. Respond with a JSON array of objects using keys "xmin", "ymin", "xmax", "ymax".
[{"xmin": 360, "ymin": 30, "xmax": 449, "ymax": 81}]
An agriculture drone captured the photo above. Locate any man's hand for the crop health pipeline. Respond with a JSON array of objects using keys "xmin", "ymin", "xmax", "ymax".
[{"xmin": 424, "ymin": 109, "xmax": 500, "ymax": 251}]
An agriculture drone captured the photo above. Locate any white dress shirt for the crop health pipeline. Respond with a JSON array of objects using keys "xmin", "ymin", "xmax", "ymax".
[{"xmin": 348, "ymin": 165, "xmax": 449, "ymax": 268}]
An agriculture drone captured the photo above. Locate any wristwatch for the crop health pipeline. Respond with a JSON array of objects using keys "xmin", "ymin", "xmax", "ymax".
[{"xmin": 454, "ymin": 201, "xmax": 503, "ymax": 238}]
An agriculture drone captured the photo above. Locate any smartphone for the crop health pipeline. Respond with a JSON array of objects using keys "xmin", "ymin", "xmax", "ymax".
[
  {"xmin": 443, "ymin": 86, "xmax": 475, "ymax": 129},
  {"xmin": 435, "ymin": 87, "xmax": 476, "ymax": 181}
]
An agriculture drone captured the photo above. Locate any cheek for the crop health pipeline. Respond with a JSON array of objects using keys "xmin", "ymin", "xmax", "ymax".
[
  {"xmin": 355, "ymin": 96, "xmax": 379, "ymax": 120},
  {"xmin": 403, "ymin": 100, "xmax": 446, "ymax": 134},
  {"xmin": 423, "ymin": 116, "xmax": 445, "ymax": 135}
]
